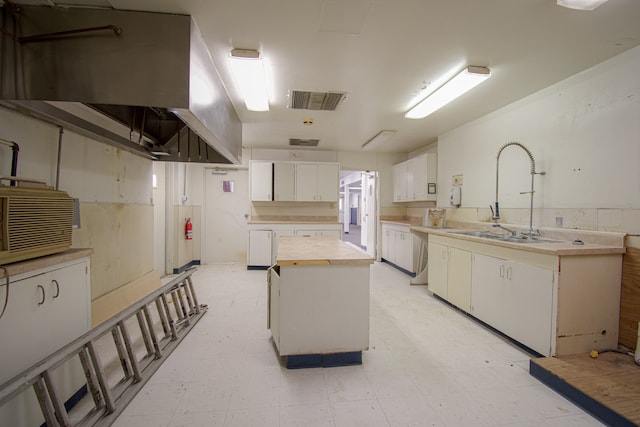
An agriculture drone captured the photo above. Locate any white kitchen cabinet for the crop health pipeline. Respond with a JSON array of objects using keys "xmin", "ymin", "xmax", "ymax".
[
  {"xmin": 381, "ymin": 223, "xmax": 417, "ymax": 274},
  {"xmin": 394, "ymin": 230, "xmax": 414, "ymax": 272},
  {"xmin": 250, "ymin": 161, "xmax": 273, "ymax": 201},
  {"xmin": 427, "ymin": 241, "xmax": 448, "ymax": 298},
  {"xmin": 248, "ymin": 230, "xmax": 272, "ymax": 267},
  {"xmin": 392, "ymin": 163, "xmax": 407, "ymax": 202},
  {"xmin": 296, "ymin": 229, "xmax": 341, "ymax": 238},
  {"xmin": 422, "ymin": 232, "xmax": 622, "ymax": 357},
  {"xmin": 274, "ymin": 162, "xmax": 295, "ymax": 201},
  {"xmin": 472, "ymin": 253, "xmax": 554, "ymax": 356},
  {"xmin": 0, "ymin": 253, "xmax": 91, "ymax": 427},
  {"xmin": 295, "ymin": 162, "xmax": 339, "ymax": 202},
  {"xmin": 427, "ymin": 241, "xmax": 472, "ymax": 311},
  {"xmin": 392, "ymin": 154, "xmax": 437, "ymax": 202}
]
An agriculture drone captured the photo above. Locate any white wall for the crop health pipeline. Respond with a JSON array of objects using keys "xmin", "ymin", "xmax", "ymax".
[
  {"xmin": 435, "ymin": 45, "xmax": 640, "ymax": 236},
  {"xmin": 0, "ymin": 107, "xmax": 155, "ymax": 299}
]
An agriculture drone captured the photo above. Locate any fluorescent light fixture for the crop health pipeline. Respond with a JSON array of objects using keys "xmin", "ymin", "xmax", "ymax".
[
  {"xmin": 361, "ymin": 130, "xmax": 396, "ymax": 151},
  {"xmin": 229, "ymin": 49, "xmax": 270, "ymax": 111},
  {"xmin": 405, "ymin": 66, "xmax": 491, "ymax": 119},
  {"xmin": 557, "ymin": 0, "xmax": 607, "ymax": 10}
]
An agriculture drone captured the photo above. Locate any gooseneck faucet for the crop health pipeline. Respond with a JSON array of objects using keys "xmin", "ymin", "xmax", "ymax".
[{"xmin": 491, "ymin": 141, "xmax": 545, "ymax": 239}]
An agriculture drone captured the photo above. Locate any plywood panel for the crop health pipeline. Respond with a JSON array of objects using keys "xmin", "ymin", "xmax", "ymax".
[
  {"xmin": 532, "ymin": 352, "xmax": 640, "ymax": 425},
  {"xmin": 620, "ymin": 247, "xmax": 640, "ymax": 349},
  {"xmin": 72, "ymin": 202, "xmax": 154, "ymax": 300}
]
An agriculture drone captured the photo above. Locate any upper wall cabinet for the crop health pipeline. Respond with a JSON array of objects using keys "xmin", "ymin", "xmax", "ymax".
[
  {"xmin": 392, "ymin": 154, "xmax": 437, "ymax": 202},
  {"xmin": 250, "ymin": 161, "xmax": 339, "ymax": 202},
  {"xmin": 274, "ymin": 162, "xmax": 296, "ymax": 201},
  {"xmin": 295, "ymin": 163, "xmax": 339, "ymax": 202},
  {"xmin": 250, "ymin": 161, "xmax": 273, "ymax": 201}
]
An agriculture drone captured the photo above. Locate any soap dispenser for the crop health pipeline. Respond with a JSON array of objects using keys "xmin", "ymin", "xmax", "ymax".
[{"xmin": 450, "ymin": 187, "xmax": 461, "ymax": 207}]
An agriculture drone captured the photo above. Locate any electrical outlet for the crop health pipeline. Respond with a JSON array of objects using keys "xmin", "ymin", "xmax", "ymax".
[
  {"xmin": 555, "ymin": 217, "xmax": 563, "ymax": 228},
  {"xmin": 452, "ymin": 174, "xmax": 463, "ymax": 186}
]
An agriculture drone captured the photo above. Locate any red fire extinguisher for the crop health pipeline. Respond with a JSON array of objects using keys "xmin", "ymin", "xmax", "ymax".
[{"xmin": 185, "ymin": 218, "xmax": 193, "ymax": 240}]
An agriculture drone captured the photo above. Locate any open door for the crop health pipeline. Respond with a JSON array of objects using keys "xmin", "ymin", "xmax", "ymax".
[{"xmin": 361, "ymin": 172, "xmax": 377, "ymax": 259}]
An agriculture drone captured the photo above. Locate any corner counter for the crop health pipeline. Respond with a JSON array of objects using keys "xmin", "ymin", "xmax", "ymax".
[{"xmin": 268, "ymin": 236, "xmax": 373, "ymax": 368}]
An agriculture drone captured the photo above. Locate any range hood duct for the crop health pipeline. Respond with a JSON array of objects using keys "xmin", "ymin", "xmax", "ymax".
[{"xmin": 0, "ymin": 5, "xmax": 242, "ymax": 164}]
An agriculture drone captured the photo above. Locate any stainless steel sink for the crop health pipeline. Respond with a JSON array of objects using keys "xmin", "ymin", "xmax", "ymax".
[{"xmin": 451, "ymin": 230, "xmax": 558, "ymax": 244}]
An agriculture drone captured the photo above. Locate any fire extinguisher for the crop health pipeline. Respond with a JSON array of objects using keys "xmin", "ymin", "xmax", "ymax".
[{"xmin": 185, "ymin": 218, "xmax": 193, "ymax": 240}]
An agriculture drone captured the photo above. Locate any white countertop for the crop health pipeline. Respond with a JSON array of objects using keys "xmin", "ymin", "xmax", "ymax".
[{"xmin": 410, "ymin": 222, "xmax": 625, "ymax": 256}]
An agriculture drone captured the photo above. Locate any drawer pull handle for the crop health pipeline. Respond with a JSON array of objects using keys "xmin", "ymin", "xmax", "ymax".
[
  {"xmin": 37, "ymin": 285, "xmax": 45, "ymax": 306},
  {"xmin": 52, "ymin": 280, "xmax": 60, "ymax": 299}
]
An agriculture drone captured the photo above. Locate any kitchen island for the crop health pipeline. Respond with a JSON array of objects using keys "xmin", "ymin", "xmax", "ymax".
[{"xmin": 267, "ymin": 236, "xmax": 373, "ymax": 368}]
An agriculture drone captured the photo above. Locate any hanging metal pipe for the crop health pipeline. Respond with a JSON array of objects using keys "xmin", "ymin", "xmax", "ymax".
[
  {"xmin": 0, "ymin": 137, "xmax": 20, "ymax": 186},
  {"xmin": 55, "ymin": 127, "xmax": 63, "ymax": 190}
]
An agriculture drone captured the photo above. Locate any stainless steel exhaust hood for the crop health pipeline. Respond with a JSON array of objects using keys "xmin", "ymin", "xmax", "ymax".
[{"xmin": 0, "ymin": 4, "xmax": 242, "ymax": 164}]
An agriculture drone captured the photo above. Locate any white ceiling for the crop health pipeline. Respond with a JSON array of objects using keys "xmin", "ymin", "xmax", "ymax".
[{"xmin": 8, "ymin": 0, "xmax": 640, "ymax": 153}]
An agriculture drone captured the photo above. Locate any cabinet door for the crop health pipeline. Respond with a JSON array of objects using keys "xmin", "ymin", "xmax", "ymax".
[
  {"xmin": 274, "ymin": 162, "xmax": 295, "ymax": 201},
  {"xmin": 392, "ymin": 164, "xmax": 406, "ymax": 202},
  {"xmin": 0, "ymin": 260, "xmax": 90, "ymax": 385},
  {"xmin": 248, "ymin": 230, "xmax": 272, "ymax": 266},
  {"xmin": 408, "ymin": 157, "xmax": 426, "ymax": 201},
  {"xmin": 447, "ymin": 247, "xmax": 472, "ymax": 312},
  {"xmin": 316, "ymin": 163, "xmax": 339, "ymax": 201},
  {"xmin": 427, "ymin": 241, "xmax": 448, "ymax": 298},
  {"xmin": 472, "ymin": 253, "xmax": 554, "ymax": 355},
  {"xmin": 250, "ymin": 162, "xmax": 273, "ymax": 201},
  {"xmin": 295, "ymin": 163, "xmax": 317, "ymax": 201},
  {"xmin": 382, "ymin": 227, "xmax": 392, "ymax": 261},
  {"xmin": 471, "ymin": 253, "xmax": 509, "ymax": 328},
  {"xmin": 395, "ymin": 231, "xmax": 414, "ymax": 272},
  {"xmin": 508, "ymin": 261, "xmax": 554, "ymax": 355}
]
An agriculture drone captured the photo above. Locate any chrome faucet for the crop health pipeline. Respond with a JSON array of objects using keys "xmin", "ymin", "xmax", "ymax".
[{"xmin": 491, "ymin": 141, "xmax": 545, "ymax": 240}]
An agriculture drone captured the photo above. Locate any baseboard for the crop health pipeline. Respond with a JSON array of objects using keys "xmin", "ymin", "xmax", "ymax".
[{"xmin": 173, "ymin": 260, "xmax": 201, "ymax": 274}]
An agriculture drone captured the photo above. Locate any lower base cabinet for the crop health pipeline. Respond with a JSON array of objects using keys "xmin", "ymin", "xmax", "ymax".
[
  {"xmin": 425, "ymin": 233, "xmax": 621, "ymax": 357},
  {"xmin": 427, "ymin": 241, "xmax": 471, "ymax": 311},
  {"xmin": 471, "ymin": 253, "xmax": 554, "ymax": 356},
  {"xmin": 381, "ymin": 223, "xmax": 417, "ymax": 273},
  {"xmin": 0, "ymin": 254, "xmax": 91, "ymax": 427}
]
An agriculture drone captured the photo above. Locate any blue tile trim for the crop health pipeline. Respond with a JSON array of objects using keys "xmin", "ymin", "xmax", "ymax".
[
  {"xmin": 172, "ymin": 260, "xmax": 200, "ymax": 274},
  {"xmin": 41, "ymin": 385, "xmax": 87, "ymax": 427},
  {"xmin": 381, "ymin": 258, "xmax": 417, "ymax": 277},
  {"xmin": 284, "ymin": 351, "xmax": 362, "ymax": 369}
]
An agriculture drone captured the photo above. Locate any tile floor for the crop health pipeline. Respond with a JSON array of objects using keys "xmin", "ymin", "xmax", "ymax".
[{"xmin": 111, "ymin": 262, "xmax": 603, "ymax": 427}]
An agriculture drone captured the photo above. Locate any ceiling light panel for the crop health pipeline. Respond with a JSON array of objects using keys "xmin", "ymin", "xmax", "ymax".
[
  {"xmin": 229, "ymin": 49, "xmax": 270, "ymax": 111},
  {"xmin": 405, "ymin": 66, "xmax": 491, "ymax": 120},
  {"xmin": 557, "ymin": 0, "xmax": 608, "ymax": 10}
]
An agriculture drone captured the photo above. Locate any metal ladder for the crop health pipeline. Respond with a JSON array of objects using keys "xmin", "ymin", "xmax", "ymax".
[{"xmin": 0, "ymin": 267, "xmax": 207, "ymax": 427}]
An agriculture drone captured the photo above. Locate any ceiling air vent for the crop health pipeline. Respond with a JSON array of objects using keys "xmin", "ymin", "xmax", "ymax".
[
  {"xmin": 289, "ymin": 138, "xmax": 319, "ymax": 147},
  {"xmin": 290, "ymin": 91, "xmax": 346, "ymax": 111}
]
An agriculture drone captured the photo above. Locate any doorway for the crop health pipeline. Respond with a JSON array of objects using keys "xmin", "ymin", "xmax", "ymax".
[
  {"xmin": 204, "ymin": 167, "xmax": 249, "ymax": 263},
  {"xmin": 340, "ymin": 171, "xmax": 378, "ymax": 259}
]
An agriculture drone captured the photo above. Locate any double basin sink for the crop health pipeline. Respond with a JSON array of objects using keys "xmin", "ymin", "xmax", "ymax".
[{"xmin": 451, "ymin": 230, "xmax": 558, "ymax": 244}]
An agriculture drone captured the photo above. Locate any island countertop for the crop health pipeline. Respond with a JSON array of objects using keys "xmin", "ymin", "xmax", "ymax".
[{"xmin": 276, "ymin": 236, "xmax": 374, "ymax": 266}]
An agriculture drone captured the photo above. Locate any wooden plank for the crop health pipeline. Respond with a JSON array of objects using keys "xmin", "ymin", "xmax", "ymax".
[
  {"xmin": 91, "ymin": 271, "xmax": 161, "ymax": 327},
  {"xmin": 532, "ymin": 352, "xmax": 640, "ymax": 425},
  {"xmin": 620, "ymin": 247, "xmax": 640, "ymax": 349}
]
